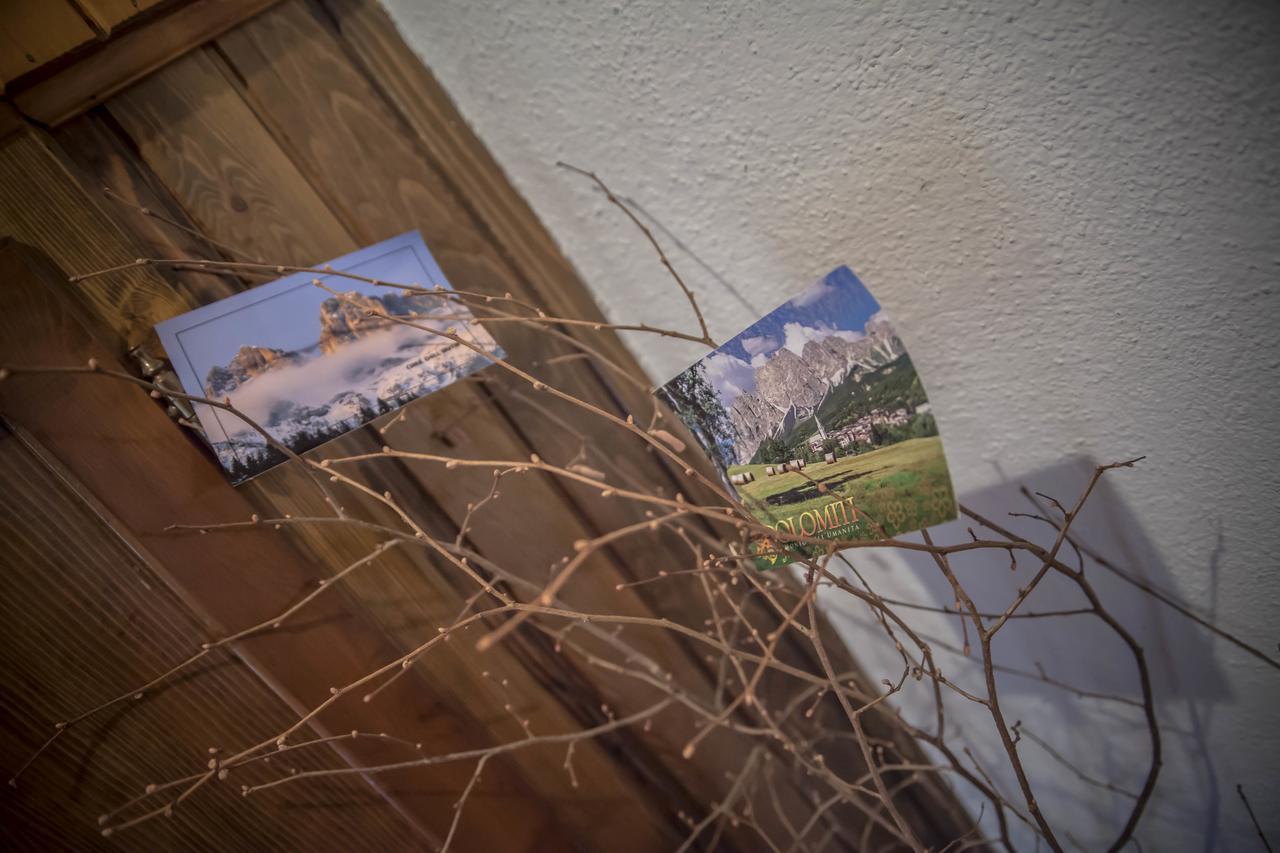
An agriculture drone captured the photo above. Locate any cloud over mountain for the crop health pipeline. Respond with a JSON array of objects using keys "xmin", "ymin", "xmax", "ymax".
[
  {"xmin": 740, "ymin": 333, "xmax": 779, "ymax": 356},
  {"xmin": 199, "ymin": 289, "xmax": 501, "ymax": 478},
  {"xmin": 790, "ymin": 278, "xmax": 834, "ymax": 308},
  {"xmin": 702, "ymin": 351, "xmax": 757, "ymax": 406},
  {"xmin": 781, "ymin": 321, "xmax": 864, "ymax": 356}
]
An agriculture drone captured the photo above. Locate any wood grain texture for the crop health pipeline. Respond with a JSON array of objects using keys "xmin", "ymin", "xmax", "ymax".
[
  {"xmin": 9, "ymin": 0, "xmax": 282, "ymax": 126},
  {"xmin": 75, "ymin": 0, "xmax": 165, "ymax": 34},
  {"xmin": 0, "ymin": 0, "xmax": 95, "ymax": 84},
  {"xmin": 54, "ymin": 107, "xmax": 252, "ymax": 307},
  {"xmin": 16, "ymin": 104, "xmax": 570, "ymax": 846},
  {"xmin": 107, "ymin": 47, "xmax": 353, "ymax": 267},
  {"xmin": 0, "ymin": 131, "xmax": 187, "ymax": 349},
  {"xmin": 0, "ymin": 420, "xmax": 415, "ymax": 852}
]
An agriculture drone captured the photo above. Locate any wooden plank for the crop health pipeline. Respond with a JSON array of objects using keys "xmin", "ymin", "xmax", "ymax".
[
  {"xmin": 75, "ymin": 0, "xmax": 166, "ymax": 34},
  {"xmin": 105, "ymin": 47, "xmax": 353, "ymax": 266},
  {"xmin": 0, "ymin": 0, "xmax": 95, "ymax": 84},
  {"xmin": 29, "ymin": 117, "xmax": 568, "ymax": 849},
  {"xmin": 0, "ymin": 130, "xmax": 187, "ymax": 349},
  {"xmin": 9, "ymin": 0, "xmax": 282, "ymax": 126},
  {"xmin": 1, "ymin": 111, "xmax": 576, "ymax": 845},
  {"xmin": 0, "ymin": 419, "xmax": 417, "ymax": 852},
  {"xmin": 212, "ymin": 0, "xmax": 707, "ymax": 610},
  {"xmin": 54, "ymin": 107, "xmax": 253, "ymax": 307}
]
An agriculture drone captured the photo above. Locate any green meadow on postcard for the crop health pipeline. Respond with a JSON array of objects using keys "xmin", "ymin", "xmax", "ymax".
[{"xmin": 656, "ymin": 266, "xmax": 957, "ymax": 568}]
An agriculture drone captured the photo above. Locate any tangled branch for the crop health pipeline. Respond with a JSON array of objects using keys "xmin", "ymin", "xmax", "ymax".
[{"xmin": 3, "ymin": 170, "xmax": 1272, "ymax": 852}]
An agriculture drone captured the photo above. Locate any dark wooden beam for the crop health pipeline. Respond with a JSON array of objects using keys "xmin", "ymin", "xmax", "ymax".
[{"xmin": 6, "ymin": 0, "xmax": 282, "ymax": 130}]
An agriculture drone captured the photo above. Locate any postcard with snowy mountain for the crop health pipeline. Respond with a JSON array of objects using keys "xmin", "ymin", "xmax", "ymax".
[
  {"xmin": 156, "ymin": 231, "xmax": 504, "ymax": 484},
  {"xmin": 656, "ymin": 266, "xmax": 956, "ymax": 568}
]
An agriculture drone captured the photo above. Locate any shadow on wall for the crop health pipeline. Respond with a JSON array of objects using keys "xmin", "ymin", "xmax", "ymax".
[
  {"xmin": 579, "ymin": 180, "xmax": 1257, "ymax": 848},
  {"xmin": 947, "ymin": 457, "xmax": 1228, "ymax": 701},
  {"xmin": 821, "ymin": 456, "xmax": 1242, "ymax": 851}
]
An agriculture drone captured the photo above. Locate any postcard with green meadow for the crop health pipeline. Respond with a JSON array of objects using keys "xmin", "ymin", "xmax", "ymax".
[{"xmin": 655, "ymin": 266, "xmax": 957, "ymax": 568}]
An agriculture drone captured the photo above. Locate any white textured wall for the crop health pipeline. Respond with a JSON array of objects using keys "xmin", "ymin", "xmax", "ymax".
[{"xmin": 383, "ymin": 0, "xmax": 1280, "ymax": 848}]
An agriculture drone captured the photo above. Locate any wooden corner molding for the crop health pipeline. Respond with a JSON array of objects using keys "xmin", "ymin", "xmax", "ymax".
[{"xmin": 6, "ymin": 0, "xmax": 282, "ymax": 131}]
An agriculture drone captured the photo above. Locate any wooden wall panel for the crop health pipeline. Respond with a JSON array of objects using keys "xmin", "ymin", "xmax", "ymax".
[
  {"xmin": 107, "ymin": 47, "xmax": 354, "ymax": 266},
  {"xmin": 0, "ymin": 131, "xmax": 563, "ymax": 850},
  {"xmin": 0, "ymin": 421, "xmax": 415, "ymax": 853},
  {"xmin": 0, "ymin": 4, "xmax": 820, "ymax": 849},
  {"xmin": 0, "ymin": 132, "xmax": 187, "ymax": 349},
  {"xmin": 35, "ymin": 16, "xmax": 695, "ymax": 848}
]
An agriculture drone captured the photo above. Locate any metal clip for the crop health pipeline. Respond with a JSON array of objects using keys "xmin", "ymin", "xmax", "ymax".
[{"xmin": 127, "ymin": 345, "xmax": 198, "ymax": 424}]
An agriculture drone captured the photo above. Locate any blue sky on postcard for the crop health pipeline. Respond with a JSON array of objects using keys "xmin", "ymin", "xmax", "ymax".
[
  {"xmin": 172, "ymin": 242, "xmax": 446, "ymax": 372},
  {"xmin": 701, "ymin": 266, "xmax": 885, "ymax": 407}
]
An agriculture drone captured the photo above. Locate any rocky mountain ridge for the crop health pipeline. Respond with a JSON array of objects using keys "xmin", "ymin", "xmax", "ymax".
[
  {"xmin": 210, "ymin": 337, "xmax": 491, "ymax": 477},
  {"xmin": 203, "ymin": 290, "xmax": 454, "ymax": 395},
  {"xmin": 726, "ymin": 317, "xmax": 906, "ymax": 463},
  {"xmin": 205, "ymin": 345, "xmax": 299, "ymax": 397},
  {"xmin": 755, "ymin": 347, "xmax": 828, "ymax": 411},
  {"xmin": 728, "ymin": 392, "xmax": 778, "ymax": 464}
]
